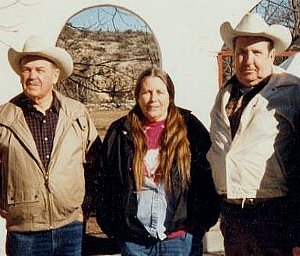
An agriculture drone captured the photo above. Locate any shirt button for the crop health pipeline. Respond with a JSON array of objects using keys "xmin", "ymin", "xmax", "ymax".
[
  {"xmin": 46, "ymin": 155, "xmax": 50, "ymax": 159},
  {"xmin": 43, "ymin": 120, "xmax": 46, "ymax": 124},
  {"xmin": 44, "ymin": 137, "xmax": 48, "ymax": 141}
]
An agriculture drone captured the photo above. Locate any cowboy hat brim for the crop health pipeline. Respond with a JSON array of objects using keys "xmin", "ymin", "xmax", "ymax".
[
  {"xmin": 220, "ymin": 21, "xmax": 292, "ymax": 54},
  {"xmin": 8, "ymin": 46, "xmax": 73, "ymax": 81}
]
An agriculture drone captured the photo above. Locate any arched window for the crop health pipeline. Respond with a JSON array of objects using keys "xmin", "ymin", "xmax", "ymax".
[{"xmin": 56, "ymin": 5, "xmax": 161, "ymax": 138}]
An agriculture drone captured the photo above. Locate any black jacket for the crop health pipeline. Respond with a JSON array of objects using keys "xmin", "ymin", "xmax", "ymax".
[{"xmin": 96, "ymin": 109, "xmax": 221, "ymax": 244}]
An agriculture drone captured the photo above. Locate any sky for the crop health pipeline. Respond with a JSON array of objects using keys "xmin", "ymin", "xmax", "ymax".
[{"xmin": 69, "ymin": 6, "xmax": 149, "ymax": 32}]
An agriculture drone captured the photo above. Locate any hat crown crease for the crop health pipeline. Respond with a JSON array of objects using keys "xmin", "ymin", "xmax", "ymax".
[
  {"xmin": 236, "ymin": 15, "xmax": 269, "ymax": 32},
  {"xmin": 22, "ymin": 36, "xmax": 50, "ymax": 52}
]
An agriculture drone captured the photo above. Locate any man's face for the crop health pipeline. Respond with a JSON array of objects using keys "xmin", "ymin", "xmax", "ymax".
[
  {"xmin": 20, "ymin": 56, "xmax": 60, "ymax": 103},
  {"xmin": 234, "ymin": 36, "xmax": 275, "ymax": 87}
]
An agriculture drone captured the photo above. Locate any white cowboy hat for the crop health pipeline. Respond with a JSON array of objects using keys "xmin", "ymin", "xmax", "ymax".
[
  {"xmin": 8, "ymin": 35, "xmax": 73, "ymax": 81},
  {"xmin": 220, "ymin": 13, "xmax": 292, "ymax": 53}
]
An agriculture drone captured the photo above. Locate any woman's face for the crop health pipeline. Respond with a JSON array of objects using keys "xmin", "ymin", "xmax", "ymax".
[{"xmin": 138, "ymin": 76, "xmax": 170, "ymax": 122}]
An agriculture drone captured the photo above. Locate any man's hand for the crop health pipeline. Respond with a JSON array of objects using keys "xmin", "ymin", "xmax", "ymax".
[
  {"xmin": 293, "ymin": 247, "xmax": 300, "ymax": 256},
  {"xmin": 0, "ymin": 210, "xmax": 7, "ymax": 219},
  {"xmin": 77, "ymin": 212, "xmax": 84, "ymax": 222}
]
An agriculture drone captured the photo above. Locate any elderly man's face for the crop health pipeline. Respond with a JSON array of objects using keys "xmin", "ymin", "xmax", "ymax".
[
  {"xmin": 234, "ymin": 36, "xmax": 275, "ymax": 87},
  {"xmin": 20, "ymin": 56, "xmax": 60, "ymax": 104}
]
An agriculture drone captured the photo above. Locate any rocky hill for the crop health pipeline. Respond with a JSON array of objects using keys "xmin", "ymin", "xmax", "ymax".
[{"xmin": 56, "ymin": 25, "xmax": 160, "ymax": 110}]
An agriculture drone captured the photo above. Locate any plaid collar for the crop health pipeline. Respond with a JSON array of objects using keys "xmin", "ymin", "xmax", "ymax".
[{"xmin": 17, "ymin": 91, "xmax": 61, "ymax": 113}]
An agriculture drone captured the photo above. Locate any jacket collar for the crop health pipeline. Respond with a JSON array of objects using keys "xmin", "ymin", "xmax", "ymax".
[
  {"xmin": 0, "ymin": 90, "xmax": 88, "ymax": 172},
  {"xmin": 226, "ymin": 66, "xmax": 300, "ymax": 94},
  {"xmin": 10, "ymin": 91, "xmax": 61, "ymax": 114}
]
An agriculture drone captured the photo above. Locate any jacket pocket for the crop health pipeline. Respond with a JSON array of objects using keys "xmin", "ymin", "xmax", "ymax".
[
  {"xmin": 6, "ymin": 189, "xmax": 41, "ymax": 222},
  {"xmin": 7, "ymin": 189, "xmax": 39, "ymax": 204}
]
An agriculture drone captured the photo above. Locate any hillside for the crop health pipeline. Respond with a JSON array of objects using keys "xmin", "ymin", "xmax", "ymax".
[{"xmin": 56, "ymin": 25, "xmax": 160, "ymax": 110}]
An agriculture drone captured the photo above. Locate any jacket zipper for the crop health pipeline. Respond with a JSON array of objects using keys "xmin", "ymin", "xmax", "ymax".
[
  {"xmin": 45, "ymin": 116, "xmax": 79, "ymax": 228},
  {"xmin": 44, "ymin": 171, "xmax": 54, "ymax": 228}
]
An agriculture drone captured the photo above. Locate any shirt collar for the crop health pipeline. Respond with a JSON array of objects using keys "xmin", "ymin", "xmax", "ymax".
[
  {"xmin": 230, "ymin": 75, "xmax": 270, "ymax": 96},
  {"xmin": 18, "ymin": 91, "xmax": 61, "ymax": 113}
]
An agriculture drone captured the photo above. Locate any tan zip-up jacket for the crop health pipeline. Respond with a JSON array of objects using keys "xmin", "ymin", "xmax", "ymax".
[
  {"xmin": 207, "ymin": 67, "xmax": 300, "ymax": 199},
  {"xmin": 0, "ymin": 90, "xmax": 99, "ymax": 232}
]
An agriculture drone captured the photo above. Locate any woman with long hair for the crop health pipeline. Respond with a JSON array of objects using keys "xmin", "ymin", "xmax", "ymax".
[{"xmin": 97, "ymin": 66, "xmax": 220, "ymax": 255}]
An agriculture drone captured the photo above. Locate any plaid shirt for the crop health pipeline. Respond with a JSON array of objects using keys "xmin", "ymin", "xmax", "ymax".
[
  {"xmin": 18, "ymin": 92, "xmax": 60, "ymax": 169},
  {"xmin": 225, "ymin": 76, "xmax": 269, "ymax": 139}
]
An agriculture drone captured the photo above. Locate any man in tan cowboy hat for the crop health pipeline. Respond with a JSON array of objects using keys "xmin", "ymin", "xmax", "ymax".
[
  {"xmin": 0, "ymin": 35, "xmax": 102, "ymax": 255},
  {"xmin": 207, "ymin": 12, "xmax": 300, "ymax": 255}
]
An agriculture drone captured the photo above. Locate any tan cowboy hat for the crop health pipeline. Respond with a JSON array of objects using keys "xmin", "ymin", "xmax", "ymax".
[
  {"xmin": 220, "ymin": 13, "xmax": 292, "ymax": 53},
  {"xmin": 8, "ymin": 35, "xmax": 73, "ymax": 81}
]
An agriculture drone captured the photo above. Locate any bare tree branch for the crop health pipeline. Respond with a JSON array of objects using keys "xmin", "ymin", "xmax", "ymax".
[
  {"xmin": 56, "ymin": 6, "xmax": 160, "ymax": 109},
  {"xmin": 252, "ymin": 0, "xmax": 300, "ymax": 40},
  {"xmin": 0, "ymin": 0, "xmax": 24, "ymax": 9}
]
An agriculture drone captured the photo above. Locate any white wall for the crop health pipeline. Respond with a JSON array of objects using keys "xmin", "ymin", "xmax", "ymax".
[{"xmin": 0, "ymin": 0, "xmax": 259, "ymax": 254}]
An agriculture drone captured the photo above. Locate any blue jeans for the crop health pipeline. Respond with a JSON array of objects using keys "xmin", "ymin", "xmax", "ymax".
[
  {"xmin": 119, "ymin": 233, "xmax": 203, "ymax": 256},
  {"xmin": 6, "ymin": 221, "xmax": 83, "ymax": 256}
]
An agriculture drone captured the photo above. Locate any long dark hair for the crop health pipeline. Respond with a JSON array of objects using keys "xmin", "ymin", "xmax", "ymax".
[{"xmin": 127, "ymin": 66, "xmax": 191, "ymax": 190}]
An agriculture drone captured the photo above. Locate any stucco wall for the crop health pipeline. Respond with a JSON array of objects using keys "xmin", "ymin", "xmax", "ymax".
[{"xmin": 0, "ymin": 0, "xmax": 259, "ymax": 254}]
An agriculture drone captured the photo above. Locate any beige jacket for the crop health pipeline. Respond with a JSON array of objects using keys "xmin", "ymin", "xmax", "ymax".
[
  {"xmin": 207, "ymin": 67, "xmax": 300, "ymax": 199},
  {"xmin": 0, "ymin": 91, "xmax": 99, "ymax": 231}
]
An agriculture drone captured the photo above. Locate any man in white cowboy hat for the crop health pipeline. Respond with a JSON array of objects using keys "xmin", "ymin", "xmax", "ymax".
[
  {"xmin": 207, "ymin": 12, "xmax": 300, "ymax": 255},
  {"xmin": 0, "ymin": 35, "xmax": 102, "ymax": 255}
]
